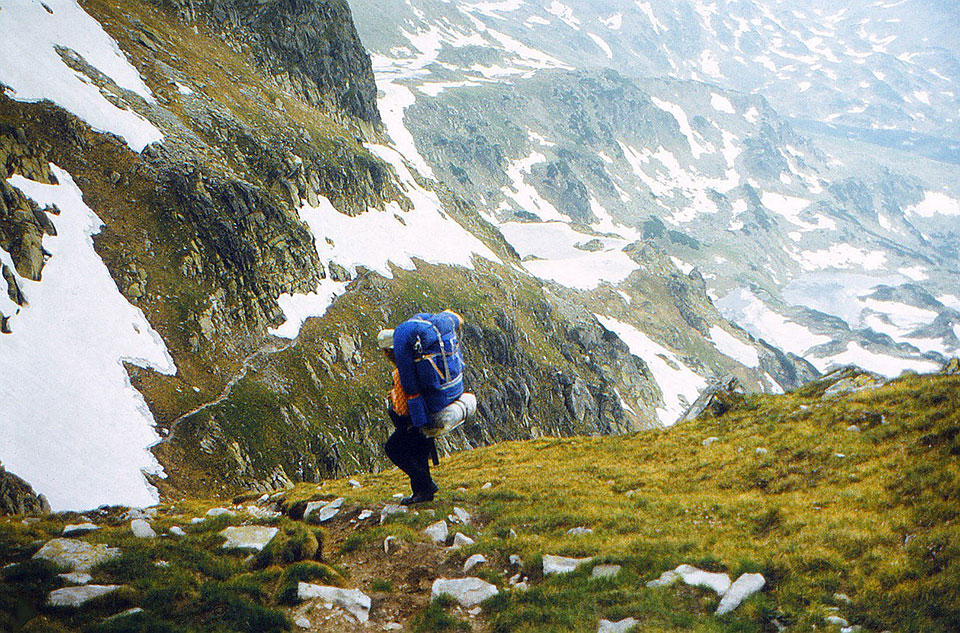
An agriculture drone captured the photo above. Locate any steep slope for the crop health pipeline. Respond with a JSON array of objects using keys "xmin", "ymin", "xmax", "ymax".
[
  {"xmin": 1, "ymin": 367, "xmax": 957, "ymax": 632},
  {"xmin": 0, "ymin": 0, "xmax": 805, "ymax": 511},
  {"xmin": 349, "ymin": 0, "xmax": 960, "ymax": 381}
]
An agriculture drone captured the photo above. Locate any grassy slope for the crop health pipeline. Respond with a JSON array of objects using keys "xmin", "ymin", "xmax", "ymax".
[{"xmin": 1, "ymin": 372, "xmax": 957, "ymax": 632}]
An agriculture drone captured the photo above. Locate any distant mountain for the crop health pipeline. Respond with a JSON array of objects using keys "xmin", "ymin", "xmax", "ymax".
[{"xmin": 349, "ymin": 0, "xmax": 960, "ymax": 379}]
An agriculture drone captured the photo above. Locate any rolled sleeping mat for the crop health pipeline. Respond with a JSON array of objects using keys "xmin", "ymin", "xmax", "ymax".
[{"xmin": 423, "ymin": 392, "xmax": 477, "ymax": 437}]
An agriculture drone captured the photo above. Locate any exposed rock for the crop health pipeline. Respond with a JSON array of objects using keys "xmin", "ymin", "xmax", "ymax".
[
  {"xmin": 205, "ymin": 507, "xmax": 235, "ymax": 518},
  {"xmin": 702, "ymin": 437, "xmax": 720, "ymax": 447},
  {"xmin": 716, "ymin": 573, "xmax": 766, "ymax": 615},
  {"xmin": 567, "ymin": 527, "xmax": 593, "ymax": 536},
  {"xmin": 304, "ymin": 497, "xmax": 344, "ymax": 522},
  {"xmin": 47, "ymin": 584, "xmax": 124, "ymax": 607},
  {"xmin": 941, "ymin": 358, "xmax": 960, "ymax": 375},
  {"xmin": 0, "ymin": 462, "xmax": 50, "ymax": 516},
  {"xmin": 33, "ymin": 538, "xmax": 120, "ymax": 572},
  {"xmin": 680, "ymin": 376, "xmax": 745, "ymax": 422},
  {"xmin": 463, "ymin": 553, "xmax": 487, "ymax": 573},
  {"xmin": 543, "ymin": 554, "xmax": 593, "ymax": 575},
  {"xmin": 598, "ymin": 617, "xmax": 638, "ymax": 633},
  {"xmin": 826, "ymin": 615, "xmax": 850, "ymax": 627},
  {"xmin": 646, "ymin": 565, "xmax": 731, "ymax": 595},
  {"xmin": 131, "ymin": 519, "xmax": 157, "ymax": 538},
  {"xmin": 451, "ymin": 533, "xmax": 475, "ymax": 549},
  {"xmin": 348, "ymin": 479, "xmax": 362, "ymax": 488},
  {"xmin": 58, "ymin": 572, "xmax": 92, "ymax": 585},
  {"xmin": 380, "ymin": 504, "xmax": 407, "ymax": 523},
  {"xmin": 169, "ymin": 526, "xmax": 186, "ymax": 536},
  {"xmin": 357, "ymin": 509, "xmax": 373, "ymax": 521},
  {"xmin": 383, "ymin": 535, "xmax": 403, "ymax": 555},
  {"xmin": 452, "ymin": 506, "xmax": 472, "ymax": 525},
  {"xmin": 219, "ymin": 526, "xmax": 279, "ymax": 551},
  {"xmin": 62, "ymin": 523, "xmax": 99, "ymax": 536},
  {"xmin": 509, "ymin": 554, "xmax": 523, "ymax": 566},
  {"xmin": 298, "ymin": 582, "xmax": 371, "ymax": 623},
  {"xmin": 294, "ymin": 615, "xmax": 311, "ymax": 628},
  {"xmin": 424, "ymin": 520, "xmax": 449, "ymax": 544},
  {"xmin": 821, "ymin": 367, "xmax": 885, "ymax": 398},
  {"xmin": 431, "ymin": 577, "xmax": 499, "ymax": 607},
  {"xmin": 592, "ymin": 564, "xmax": 622, "ymax": 579},
  {"xmin": 847, "ymin": 425, "xmax": 861, "ymax": 432}
]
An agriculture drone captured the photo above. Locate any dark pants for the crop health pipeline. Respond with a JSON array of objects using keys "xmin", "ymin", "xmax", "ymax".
[{"xmin": 384, "ymin": 409, "xmax": 436, "ymax": 495}]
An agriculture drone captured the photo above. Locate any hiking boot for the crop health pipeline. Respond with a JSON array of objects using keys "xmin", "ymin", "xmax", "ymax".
[{"xmin": 401, "ymin": 481, "xmax": 438, "ymax": 505}]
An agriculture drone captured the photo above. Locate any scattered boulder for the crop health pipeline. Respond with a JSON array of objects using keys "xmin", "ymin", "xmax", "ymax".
[
  {"xmin": 58, "ymin": 572, "xmax": 92, "ymax": 585},
  {"xmin": 62, "ymin": 523, "xmax": 99, "ymax": 536},
  {"xmin": 47, "ymin": 584, "xmax": 124, "ymax": 607},
  {"xmin": 431, "ymin": 577, "xmax": 498, "ymax": 607},
  {"xmin": 481, "ymin": 482, "xmax": 493, "ymax": 490},
  {"xmin": 0, "ymin": 462, "xmax": 50, "ymax": 516},
  {"xmin": 424, "ymin": 520, "xmax": 448, "ymax": 544},
  {"xmin": 205, "ymin": 508, "xmax": 235, "ymax": 519},
  {"xmin": 304, "ymin": 497, "xmax": 344, "ymax": 523},
  {"xmin": 826, "ymin": 615, "xmax": 849, "ymax": 627},
  {"xmin": 298, "ymin": 582, "xmax": 371, "ymax": 623},
  {"xmin": 383, "ymin": 536, "xmax": 403, "ymax": 555},
  {"xmin": 509, "ymin": 554, "xmax": 523, "ymax": 567},
  {"xmin": 716, "ymin": 573, "xmax": 766, "ymax": 615},
  {"xmin": 543, "ymin": 554, "xmax": 593, "ymax": 575},
  {"xmin": 702, "ymin": 437, "xmax": 720, "ymax": 447},
  {"xmin": 33, "ymin": 538, "xmax": 120, "ymax": 572},
  {"xmin": 680, "ymin": 375, "xmax": 745, "ymax": 422},
  {"xmin": 130, "ymin": 519, "xmax": 157, "ymax": 539},
  {"xmin": 942, "ymin": 358, "xmax": 960, "ymax": 375},
  {"xmin": 847, "ymin": 425, "xmax": 861, "ymax": 433},
  {"xmin": 822, "ymin": 367, "xmax": 885, "ymax": 398},
  {"xmin": 463, "ymin": 554, "xmax": 487, "ymax": 573},
  {"xmin": 451, "ymin": 533, "xmax": 476, "ymax": 549},
  {"xmin": 598, "ymin": 617, "xmax": 638, "ymax": 633},
  {"xmin": 348, "ymin": 479, "xmax": 362, "ymax": 488},
  {"xmin": 567, "ymin": 527, "xmax": 593, "ymax": 536},
  {"xmin": 169, "ymin": 526, "xmax": 186, "ymax": 537},
  {"xmin": 592, "ymin": 564, "xmax": 621, "ymax": 579},
  {"xmin": 357, "ymin": 510, "xmax": 374, "ymax": 521},
  {"xmin": 219, "ymin": 526, "xmax": 279, "ymax": 551},
  {"xmin": 453, "ymin": 507, "xmax": 472, "ymax": 524},
  {"xmin": 380, "ymin": 504, "xmax": 407, "ymax": 523},
  {"xmin": 646, "ymin": 565, "xmax": 731, "ymax": 595},
  {"xmin": 294, "ymin": 615, "xmax": 311, "ymax": 629}
]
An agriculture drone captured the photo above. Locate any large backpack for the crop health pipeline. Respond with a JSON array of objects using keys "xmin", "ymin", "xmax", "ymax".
[{"xmin": 402, "ymin": 311, "xmax": 476, "ymax": 436}]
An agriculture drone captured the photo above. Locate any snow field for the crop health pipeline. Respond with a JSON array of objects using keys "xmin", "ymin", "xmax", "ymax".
[
  {"xmin": 271, "ymin": 143, "xmax": 500, "ymax": 338},
  {"xmin": 708, "ymin": 325, "xmax": 760, "ymax": 368},
  {"xmin": 0, "ymin": 165, "xmax": 176, "ymax": 510},
  {"xmin": 0, "ymin": 0, "xmax": 162, "ymax": 152},
  {"xmin": 716, "ymin": 287, "xmax": 830, "ymax": 356},
  {"xmin": 595, "ymin": 315, "xmax": 706, "ymax": 426}
]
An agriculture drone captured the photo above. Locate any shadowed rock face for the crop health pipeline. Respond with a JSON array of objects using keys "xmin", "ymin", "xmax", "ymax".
[
  {"xmin": 164, "ymin": 0, "xmax": 380, "ymax": 124},
  {"xmin": 0, "ymin": 462, "xmax": 50, "ymax": 516}
]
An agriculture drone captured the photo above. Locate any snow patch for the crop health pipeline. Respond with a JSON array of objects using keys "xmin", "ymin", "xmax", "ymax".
[
  {"xmin": 906, "ymin": 191, "xmax": 960, "ymax": 218},
  {"xmin": 709, "ymin": 326, "xmax": 760, "ymax": 368},
  {"xmin": 716, "ymin": 288, "xmax": 830, "ymax": 356},
  {"xmin": 710, "ymin": 93, "xmax": 736, "ymax": 114},
  {"xmin": 0, "ymin": 165, "xmax": 176, "ymax": 511},
  {"xmin": 595, "ymin": 315, "xmax": 706, "ymax": 426},
  {"xmin": 0, "ymin": 0, "xmax": 162, "ymax": 151}
]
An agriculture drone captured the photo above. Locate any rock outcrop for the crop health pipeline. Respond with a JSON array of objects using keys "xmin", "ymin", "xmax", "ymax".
[{"xmin": 0, "ymin": 462, "xmax": 49, "ymax": 516}]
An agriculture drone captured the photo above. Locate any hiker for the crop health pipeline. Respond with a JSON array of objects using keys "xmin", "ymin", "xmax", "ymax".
[{"xmin": 379, "ymin": 310, "xmax": 477, "ymax": 505}]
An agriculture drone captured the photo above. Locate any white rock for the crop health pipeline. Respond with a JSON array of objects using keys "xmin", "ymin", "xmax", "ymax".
[
  {"xmin": 592, "ymin": 564, "xmax": 621, "ymax": 579},
  {"xmin": 826, "ymin": 616, "xmax": 850, "ymax": 627},
  {"xmin": 392, "ymin": 493, "xmax": 404, "ymax": 499},
  {"xmin": 305, "ymin": 497, "xmax": 344, "ymax": 522},
  {"xmin": 674, "ymin": 565, "xmax": 731, "ymax": 595},
  {"xmin": 190, "ymin": 518, "xmax": 204, "ymax": 524},
  {"xmin": 508, "ymin": 529, "xmax": 518, "ymax": 539},
  {"xmin": 463, "ymin": 554, "xmax": 487, "ymax": 573},
  {"xmin": 219, "ymin": 526, "xmax": 279, "ymax": 551},
  {"xmin": 155, "ymin": 560, "xmax": 170, "ymax": 568},
  {"xmin": 646, "ymin": 570, "xmax": 680, "ymax": 588},
  {"xmin": 258, "ymin": 494, "xmax": 270, "ymax": 503},
  {"xmin": 841, "ymin": 627, "xmax": 863, "ymax": 633},
  {"xmin": 453, "ymin": 507, "xmax": 472, "ymax": 525},
  {"xmin": 348, "ymin": 479, "xmax": 362, "ymax": 488},
  {"xmin": 598, "ymin": 617, "xmax": 638, "ymax": 633},
  {"xmin": 834, "ymin": 593, "xmax": 851, "ymax": 603},
  {"xmin": 509, "ymin": 554, "xmax": 523, "ymax": 566},
  {"xmin": 47, "ymin": 584, "xmax": 123, "ymax": 607},
  {"xmin": 509, "ymin": 573, "xmax": 522, "ymax": 585},
  {"xmin": 105, "ymin": 607, "xmax": 144, "ymax": 621},
  {"xmin": 756, "ymin": 447, "xmax": 768, "ymax": 455},
  {"xmin": 847, "ymin": 425, "xmax": 861, "ymax": 432},
  {"xmin": 702, "ymin": 437, "xmax": 720, "ymax": 447},
  {"xmin": 567, "ymin": 527, "xmax": 593, "ymax": 536},
  {"xmin": 294, "ymin": 615, "xmax": 311, "ymax": 629},
  {"xmin": 543, "ymin": 554, "xmax": 593, "ymax": 575},
  {"xmin": 58, "ymin": 572, "xmax": 92, "ymax": 585},
  {"xmin": 380, "ymin": 504, "xmax": 407, "ymax": 523},
  {"xmin": 169, "ymin": 526, "xmax": 186, "ymax": 537},
  {"xmin": 357, "ymin": 510, "xmax": 374, "ymax": 521},
  {"xmin": 481, "ymin": 482, "xmax": 493, "ymax": 490},
  {"xmin": 298, "ymin": 582, "xmax": 371, "ymax": 623},
  {"xmin": 62, "ymin": 523, "xmax": 99, "ymax": 536},
  {"xmin": 130, "ymin": 519, "xmax": 156, "ymax": 539},
  {"xmin": 431, "ymin": 577, "xmax": 498, "ymax": 607},
  {"xmin": 382, "ymin": 623, "xmax": 403, "ymax": 631},
  {"xmin": 33, "ymin": 538, "xmax": 121, "ymax": 572},
  {"xmin": 514, "ymin": 581, "xmax": 529, "ymax": 591},
  {"xmin": 383, "ymin": 536, "xmax": 402, "ymax": 554},
  {"xmin": 451, "ymin": 532, "xmax": 476, "ymax": 549},
  {"xmin": 205, "ymin": 507, "xmax": 235, "ymax": 518},
  {"xmin": 716, "ymin": 573, "xmax": 766, "ymax": 615},
  {"xmin": 424, "ymin": 520, "xmax": 449, "ymax": 544},
  {"xmin": 245, "ymin": 505, "xmax": 282, "ymax": 520}
]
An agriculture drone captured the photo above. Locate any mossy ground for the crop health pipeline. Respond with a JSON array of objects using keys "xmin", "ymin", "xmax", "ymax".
[{"xmin": 1, "ymin": 372, "xmax": 957, "ymax": 632}]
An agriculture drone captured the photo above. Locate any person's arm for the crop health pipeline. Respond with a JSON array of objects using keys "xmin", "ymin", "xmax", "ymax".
[{"xmin": 393, "ymin": 321, "xmax": 430, "ymax": 428}]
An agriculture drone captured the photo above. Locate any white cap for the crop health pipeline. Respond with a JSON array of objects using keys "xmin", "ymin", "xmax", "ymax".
[{"xmin": 377, "ymin": 329, "xmax": 395, "ymax": 349}]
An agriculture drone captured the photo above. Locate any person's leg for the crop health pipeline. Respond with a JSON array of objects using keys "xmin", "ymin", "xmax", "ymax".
[{"xmin": 403, "ymin": 429, "xmax": 437, "ymax": 501}]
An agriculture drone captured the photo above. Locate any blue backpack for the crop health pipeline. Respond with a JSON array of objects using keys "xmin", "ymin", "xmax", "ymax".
[{"xmin": 393, "ymin": 311, "xmax": 467, "ymax": 427}]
